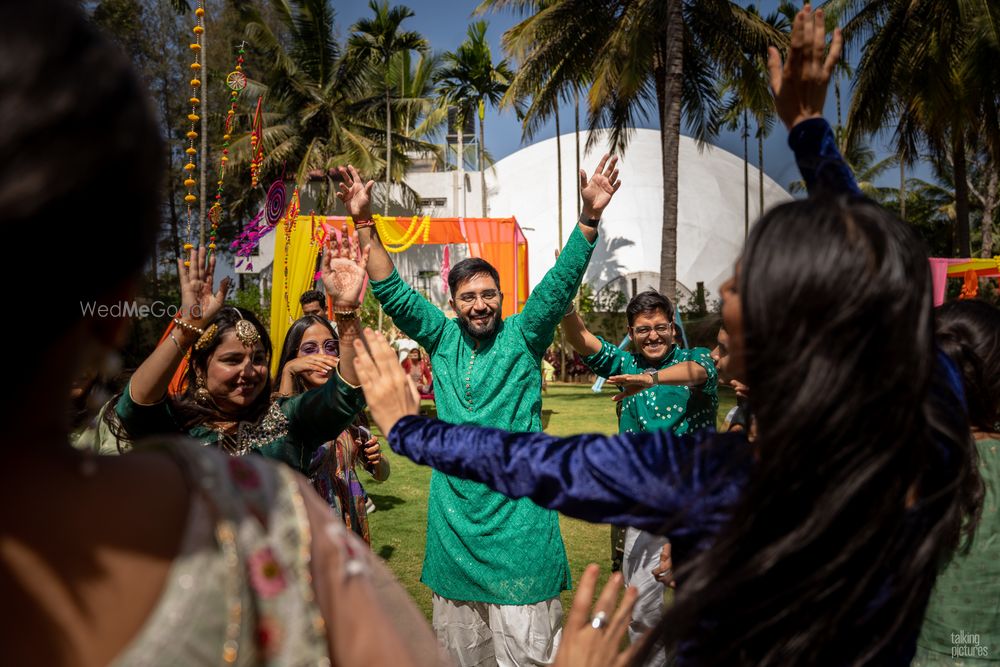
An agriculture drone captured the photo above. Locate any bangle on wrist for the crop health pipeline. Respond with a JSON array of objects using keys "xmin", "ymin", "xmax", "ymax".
[
  {"xmin": 354, "ymin": 217, "xmax": 375, "ymax": 230},
  {"xmin": 645, "ymin": 369, "xmax": 659, "ymax": 386},
  {"xmin": 173, "ymin": 317, "xmax": 205, "ymax": 336},
  {"xmin": 168, "ymin": 330, "xmax": 188, "ymax": 352},
  {"xmin": 579, "ymin": 211, "xmax": 600, "ymax": 228},
  {"xmin": 564, "ymin": 301, "xmax": 576, "ymax": 317},
  {"xmin": 332, "ymin": 309, "xmax": 359, "ymax": 319}
]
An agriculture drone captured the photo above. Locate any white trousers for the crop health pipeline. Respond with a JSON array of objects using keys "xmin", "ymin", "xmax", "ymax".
[
  {"xmin": 431, "ymin": 594, "xmax": 563, "ymax": 667},
  {"xmin": 622, "ymin": 526, "xmax": 670, "ymax": 667}
]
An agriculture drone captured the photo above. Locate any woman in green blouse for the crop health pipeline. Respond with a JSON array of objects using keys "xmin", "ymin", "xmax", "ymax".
[
  {"xmin": 915, "ymin": 299, "xmax": 1000, "ymax": 665},
  {"xmin": 116, "ymin": 240, "xmax": 372, "ymax": 473}
]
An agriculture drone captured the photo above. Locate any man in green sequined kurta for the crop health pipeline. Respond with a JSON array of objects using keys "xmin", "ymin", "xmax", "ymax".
[{"xmin": 339, "ymin": 159, "xmax": 621, "ymax": 666}]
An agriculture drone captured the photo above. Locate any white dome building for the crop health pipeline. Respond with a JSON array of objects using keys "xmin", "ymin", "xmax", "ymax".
[
  {"xmin": 485, "ymin": 128, "xmax": 793, "ymax": 304},
  {"xmin": 236, "ymin": 129, "xmax": 792, "ymax": 313}
]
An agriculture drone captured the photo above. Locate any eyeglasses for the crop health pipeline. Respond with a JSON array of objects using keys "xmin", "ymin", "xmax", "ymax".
[
  {"xmin": 632, "ymin": 324, "xmax": 672, "ymax": 336},
  {"xmin": 457, "ymin": 290, "xmax": 500, "ymax": 305},
  {"xmin": 299, "ymin": 339, "xmax": 339, "ymax": 356}
]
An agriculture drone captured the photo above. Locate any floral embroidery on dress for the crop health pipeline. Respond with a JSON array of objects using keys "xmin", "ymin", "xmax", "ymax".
[
  {"xmin": 248, "ymin": 547, "xmax": 287, "ymax": 598},
  {"xmin": 227, "ymin": 456, "xmax": 261, "ymax": 489}
]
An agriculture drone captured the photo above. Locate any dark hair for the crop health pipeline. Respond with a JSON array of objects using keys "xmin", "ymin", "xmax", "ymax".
[
  {"xmin": 448, "ymin": 258, "xmax": 500, "ymax": 296},
  {"xmin": 626, "ymin": 290, "xmax": 674, "ymax": 326},
  {"xmin": 300, "ymin": 290, "xmax": 325, "ymax": 307},
  {"xmin": 0, "ymin": 0, "xmax": 162, "ymax": 345},
  {"xmin": 936, "ymin": 299, "xmax": 1000, "ymax": 432},
  {"xmin": 274, "ymin": 315, "xmax": 338, "ymax": 396},
  {"xmin": 170, "ymin": 307, "xmax": 273, "ymax": 429},
  {"xmin": 640, "ymin": 196, "xmax": 981, "ymax": 665}
]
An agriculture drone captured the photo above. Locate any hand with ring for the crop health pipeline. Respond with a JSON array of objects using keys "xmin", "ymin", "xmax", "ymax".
[{"xmin": 553, "ymin": 564, "xmax": 639, "ymax": 667}]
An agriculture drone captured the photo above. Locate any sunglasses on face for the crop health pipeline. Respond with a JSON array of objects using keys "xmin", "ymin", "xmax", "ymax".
[{"xmin": 299, "ymin": 339, "xmax": 339, "ymax": 356}]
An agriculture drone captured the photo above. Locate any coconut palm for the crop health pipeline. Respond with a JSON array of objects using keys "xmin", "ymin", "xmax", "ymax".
[
  {"xmin": 229, "ymin": 0, "xmax": 435, "ymax": 212},
  {"xmin": 436, "ymin": 20, "xmax": 514, "ymax": 217},
  {"xmin": 836, "ymin": 0, "xmax": 1000, "ymax": 257},
  {"xmin": 347, "ymin": 0, "xmax": 426, "ymax": 214},
  {"xmin": 480, "ymin": 0, "xmax": 786, "ymax": 298}
]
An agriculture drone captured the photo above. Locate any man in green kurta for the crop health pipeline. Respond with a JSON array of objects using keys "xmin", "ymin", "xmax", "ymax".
[{"xmin": 338, "ymin": 159, "xmax": 621, "ymax": 666}]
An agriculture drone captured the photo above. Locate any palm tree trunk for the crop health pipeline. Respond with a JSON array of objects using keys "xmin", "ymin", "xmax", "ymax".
[
  {"xmin": 575, "ymin": 88, "xmax": 581, "ymax": 218},
  {"xmin": 899, "ymin": 159, "xmax": 906, "ymax": 221},
  {"xmin": 981, "ymin": 170, "xmax": 998, "ymax": 258},
  {"xmin": 743, "ymin": 109, "xmax": 749, "ymax": 240},
  {"xmin": 953, "ymin": 130, "xmax": 971, "ymax": 257},
  {"xmin": 458, "ymin": 110, "xmax": 466, "ymax": 217},
  {"xmin": 556, "ymin": 103, "xmax": 566, "ymax": 382},
  {"xmin": 385, "ymin": 90, "xmax": 392, "ymax": 215},
  {"xmin": 656, "ymin": 1, "xmax": 683, "ymax": 300},
  {"xmin": 758, "ymin": 131, "xmax": 764, "ymax": 220},
  {"xmin": 479, "ymin": 103, "xmax": 487, "ymax": 217}
]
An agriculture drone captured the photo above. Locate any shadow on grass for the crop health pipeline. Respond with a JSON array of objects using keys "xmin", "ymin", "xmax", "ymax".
[
  {"xmin": 368, "ymin": 493, "xmax": 406, "ymax": 512},
  {"xmin": 541, "ymin": 409, "xmax": 554, "ymax": 430},
  {"xmin": 378, "ymin": 545, "xmax": 395, "ymax": 560}
]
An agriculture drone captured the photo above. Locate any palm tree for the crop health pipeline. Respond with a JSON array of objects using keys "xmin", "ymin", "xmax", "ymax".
[
  {"xmin": 480, "ymin": 0, "xmax": 785, "ymax": 298},
  {"xmin": 232, "ymin": 0, "xmax": 436, "ymax": 212},
  {"xmin": 718, "ymin": 4, "xmax": 785, "ymax": 239},
  {"xmin": 348, "ymin": 0, "xmax": 426, "ymax": 214},
  {"xmin": 436, "ymin": 20, "xmax": 515, "ymax": 217},
  {"xmin": 837, "ymin": 0, "xmax": 1000, "ymax": 257}
]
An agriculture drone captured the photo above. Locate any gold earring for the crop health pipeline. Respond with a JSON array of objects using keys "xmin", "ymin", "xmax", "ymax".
[{"xmin": 195, "ymin": 376, "xmax": 211, "ymax": 404}]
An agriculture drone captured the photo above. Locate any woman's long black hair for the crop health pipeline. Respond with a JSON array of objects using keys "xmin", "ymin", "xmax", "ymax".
[
  {"xmin": 639, "ymin": 196, "xmax": 982, "ymax": 665},
  {"xmin": 936, "ymin": 299, "xmax": 1000, "ymax": 433}
]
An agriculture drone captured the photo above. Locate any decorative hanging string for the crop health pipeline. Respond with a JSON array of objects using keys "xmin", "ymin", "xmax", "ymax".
[
  {"xmin": 181, "ymin": 0, "xmax": 206, "ymax": 265},
  {"xmin": 372, "ymin": 214, "xmax": 431, "ymax": 253},
  {"xmin": 250, "ymin": 97, "xmax": 264, "ymax": 188},
  {"xmin": 207, "ymin": 41, "xmax": 248, "ymax": 257}
]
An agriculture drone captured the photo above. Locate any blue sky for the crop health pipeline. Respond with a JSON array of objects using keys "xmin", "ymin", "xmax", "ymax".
[{"xmin": 331, "ymin": 0, "xmax": 917, "ymax": 192}]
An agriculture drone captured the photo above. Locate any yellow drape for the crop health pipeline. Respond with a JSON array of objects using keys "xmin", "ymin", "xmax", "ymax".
[{"xmin": 269, "ymin": 219, "xmax": 322, "ymax": 377}]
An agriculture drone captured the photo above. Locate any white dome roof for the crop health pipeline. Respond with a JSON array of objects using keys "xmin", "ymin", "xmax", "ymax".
[{"xmin": 485, "ymin": 128, "xmax": 792, "ymax": 302}]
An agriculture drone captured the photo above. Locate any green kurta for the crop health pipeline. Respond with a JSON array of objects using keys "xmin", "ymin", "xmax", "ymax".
[
  {"xmin": 115, "ymin": 372, "xmax": 365, "ymax": 473},
  {"xmin": 584, "ymin": 340, "xmax": 718, "ymax": 436},
  {"xmin": 371, "ymin": 226, "xmax": 596, "ymax": 604},
  {"xmin": 913, "ymin": 437, "xmax": 999, "ymax": 665}
]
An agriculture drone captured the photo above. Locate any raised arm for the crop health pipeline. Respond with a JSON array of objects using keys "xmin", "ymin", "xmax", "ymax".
[
  {"xmin": 517, "ymin": 156, "xmax": 622, "ymax": 356},
  {"xmin": 129, "ymin": 246, "xmax": 230, "ymax": 405},
  {"xmin": 767, "ymin": 6, "xmax": 858, "ymax": 197},
  {"xmin": 320, "ymin": 233, "xmax": 371, "ymax": 387},
  {"xmin": 336, "ymin": 165, "xmax": 394, "ymax": 281},
  {"xmin": 562, "ymin": 310, "xmax": 603, "ymax": 357}
]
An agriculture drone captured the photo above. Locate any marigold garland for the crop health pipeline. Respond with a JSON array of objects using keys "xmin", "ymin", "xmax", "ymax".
[
  {"xmin": 372, "ymin": 214, "xmax": 431, "ymax": 253},
  {"xmin": 181, "ymin": 0, "xmax": 206, "ymax": 265}
]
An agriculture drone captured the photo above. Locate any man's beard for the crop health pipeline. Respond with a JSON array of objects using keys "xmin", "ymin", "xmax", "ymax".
[{"xmin": 458, "ymin": 310, "xmax": 500, "ymax": 340}]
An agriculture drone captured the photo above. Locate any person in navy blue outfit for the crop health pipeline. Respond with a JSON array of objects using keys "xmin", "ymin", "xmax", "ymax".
[{"xmin": 353, "ymin": 7, "xmax": 983, "ymax": 667}]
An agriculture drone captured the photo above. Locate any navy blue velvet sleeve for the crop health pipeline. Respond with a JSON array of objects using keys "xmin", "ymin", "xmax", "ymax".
[
  {"xmin": 789, "ymin": 118, "xmax": 862, "ymax": 197},
  {"xmin": 388, "ymin": 415, "xmax": 753, "ymax": 556}
]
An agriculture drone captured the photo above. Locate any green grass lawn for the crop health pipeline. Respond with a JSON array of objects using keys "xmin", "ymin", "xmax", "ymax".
[{"xmin": 368, "ymin": 382, "xmax": 737, "ymax": 620}]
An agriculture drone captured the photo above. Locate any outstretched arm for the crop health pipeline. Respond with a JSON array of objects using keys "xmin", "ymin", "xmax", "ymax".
[
  {"xmin": 562, "ymin": 310, "xmax": 603, "ymax": 357},
  {"xmin": 320, "ymin": 233, "xmax": 371, "ymax": 387},
  {"xmin": 352, "ymin": 329, "xmax": 750, "ymax": 533},
  {"xmin": 129, "ymin": 247, "xmax": 230, "ymax": 405},
  {"xmin": 337, "ymin": 165, "xmax": 394, "ymax": 281},
  {"xmin": 767, "ymin": 6, "xmax": 858, "ymax": 197},
  {"xmin": 518, "ymin": 155, "xmax": 622, "ymax": 356}
]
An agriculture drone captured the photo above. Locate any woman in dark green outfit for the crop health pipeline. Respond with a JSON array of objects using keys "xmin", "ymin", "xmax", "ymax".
[
  {"xmin": 914, "ymin": 299, "xmax": 1000, "ymax": 665},
  {"xmin": 115, "ymin": 241, "xmax": 372, "ymax": 473}
]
